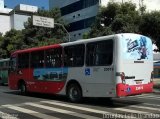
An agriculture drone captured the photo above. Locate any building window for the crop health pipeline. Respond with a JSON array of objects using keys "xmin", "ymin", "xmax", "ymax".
[
  {"xmin": 67, "ymin": 16, "xmax": 95, "ymax": 32},
  {"xmin": 60, "ymin": 0, "xmax": 99, "ymax": 16},
  {"xmin": 86, "ymin": 40, "xmax": 113, "ymax": 66}
]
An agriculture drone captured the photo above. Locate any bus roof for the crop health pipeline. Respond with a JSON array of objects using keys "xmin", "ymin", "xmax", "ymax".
[
  {"xmin": 11, "ymin": 33, "xmax": 146, "ymax": 55},
  {"xmin": 11, "ymin": 44, "xmax": 60, "ymax": 55}
]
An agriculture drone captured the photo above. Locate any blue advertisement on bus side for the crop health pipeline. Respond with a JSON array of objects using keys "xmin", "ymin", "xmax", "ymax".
[
  {"xmin": 33, "ymin": 68, "xmax": 68, "ymax": 81},
  {"xmin": 122, "ymin": 34, "xmax": 153, "ymax": 60}
]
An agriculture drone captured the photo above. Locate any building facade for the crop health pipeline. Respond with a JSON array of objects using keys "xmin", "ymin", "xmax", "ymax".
[
  {"xmin": 49, "ymin": 0, "xmax": 102, "ymax": 41},
  {"xmin": 0, "ymin": 8, "xmax": 12, "ymax": 34},
  {"xmin": 0, "ymin": 4, "xmax": 38, "ymax": 35}
]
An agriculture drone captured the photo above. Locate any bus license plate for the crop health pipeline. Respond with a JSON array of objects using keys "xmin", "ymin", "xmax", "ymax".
[{"xmin": 136, "ymin": 86, "xmax": 143, "ymax": 90}]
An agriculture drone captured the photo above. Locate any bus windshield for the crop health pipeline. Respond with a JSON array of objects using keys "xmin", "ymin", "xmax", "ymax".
[{"xmin": 121, "ymin": 34, "xmax": 153, "ymax": 60}]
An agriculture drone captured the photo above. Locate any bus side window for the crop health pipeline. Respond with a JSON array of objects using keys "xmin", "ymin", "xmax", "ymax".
[
  {"xmin": 64, "ymin": 44, "xmax": 84, "ymax": 67},
  {"xmin": 10, "ymin": 57, "xmax": 17, "ymax": 72},
  {"xmin": 86, "ymin": 40, "xmax": 113, "ymax": 66},
  {"xmin": 45, "ymin": 48, "xmax": 62, "ymax": 68},
  {"xmin": 31, "ymin": 51, "xmax": 44, "ymax": 68},
  {"xmin": 18, "ymin": 53, "xmax": 29, "ymax": 68}
]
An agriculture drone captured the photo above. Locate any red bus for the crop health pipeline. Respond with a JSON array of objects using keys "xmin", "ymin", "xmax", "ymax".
[{"xmin": 9, "ymin": 33, "xmax": 153, "ymax": 102}]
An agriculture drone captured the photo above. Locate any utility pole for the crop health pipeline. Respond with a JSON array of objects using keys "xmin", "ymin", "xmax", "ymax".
[
  {"xmin": 32, "ymin": 15, "xmax": 71, "ymax": 42},
  {"xmin": 54, "ymin": 23, "xmax": 71, "ymax": 42}
]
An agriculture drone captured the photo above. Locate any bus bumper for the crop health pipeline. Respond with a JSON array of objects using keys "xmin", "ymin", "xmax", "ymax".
[{"xmin": 116, "ymin": 82, "xmax": 153, "ymax": 97}]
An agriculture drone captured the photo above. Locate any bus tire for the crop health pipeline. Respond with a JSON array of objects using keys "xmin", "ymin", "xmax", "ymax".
[
  {"xmin": 67, "ymin": 83, "xmax": 82, "ymax": 103},
  {"xmin": 19, "ymin": 81, "xmax": 27, "ymax": 95}
]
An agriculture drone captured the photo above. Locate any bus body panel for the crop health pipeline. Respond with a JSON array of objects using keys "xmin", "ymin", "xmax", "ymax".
[
  {"xmin": 60, "ymin": 66, "xmax": 116, "ymax": 97},
  {"xmin": 9, "ymin": 67, "xmax": 67, "ymax": 94},
  {"xmin": 8, "ymin": 33, "xmax": 153, "ymax": 98},
  {"xmin": 115, "ymin": 34, "xmax": 153, "ymax": 97}
]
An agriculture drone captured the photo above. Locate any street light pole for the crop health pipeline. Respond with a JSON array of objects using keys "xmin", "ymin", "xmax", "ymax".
[{"xmin": 54, "ymin": 23, "xmax": 71, "ymax": 42}]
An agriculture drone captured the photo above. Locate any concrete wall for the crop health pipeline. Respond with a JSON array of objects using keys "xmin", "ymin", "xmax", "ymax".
[
  {"xmin": 0, "ymin": 15, "xmax": 11, "ymax": 34},
  {"xmin": 49, "ymin": 0, "xmax": 100, "ymax": 41},
  {"xmin": 12, "ymin": 14, "xmax": 30, "ymax": 30},
  {"xmin": 62, "ymin": 4, "xmax": 98, "ymax": 23}
]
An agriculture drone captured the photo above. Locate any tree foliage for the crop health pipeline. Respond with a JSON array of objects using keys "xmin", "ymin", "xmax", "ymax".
[
  {"xmin": 0, "ymin": 8, "xmax": 67, "ymax": 58},
  {"xmin": 139, "ymin": 11, "xmax": 160, "ymax": 51},
  {"xmin": 23, "ymin": 7, "xmax": 67, "ymax": 48},
  {"xmin": 88, "ymin": 2, "xmax": 140, "ymax": 38},
  {"xmin": 0, "ymin": 29, "xmax": 24, "ymax": 58},
  {"xmin": 86, "ymin": 1, "xmax": 160, "ymax": 51},
  {"xmin": 2, "ymin": 2, "xmax": 160, "ymax": 58}
]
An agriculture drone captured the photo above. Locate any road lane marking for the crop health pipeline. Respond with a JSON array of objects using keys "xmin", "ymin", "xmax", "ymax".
[
  {"xmin": 137, "ymin": 95, "xmax": 160, "ymax": 99},
  {"xmin": 41, "ymin": 100, "xmax": 109, "ymax": 114},
  {"xmin": 41, "ymin": 100, "xmax": 139, "ymax": 119},
  {"xmin": 134, "ymin": 96, "xmax": 160, "ymax": 100},
  {"xmin": 25, "ymin": 102, "xmax": 102, "ymax": 119},
  {"xmin": 113, "ymin": 107, "xmax": 148, "ymax": 114},
  {"xmin": 125, "ymin": 94, "xmax": 160, "ymax": 101},
  {"xmin": 115, "ymin": 103, "xmax": 160, "ymax": 112},
  {"xmin": 143, "ymin": 103, "xmax": 160, "ymax": 107},
  {"xmin": 0, "ymin": 111, "xmax": 19, "ymax": 119},
  {"xmin": 2, "ymin": 105, "xmax": 59, "ymax": 119}
]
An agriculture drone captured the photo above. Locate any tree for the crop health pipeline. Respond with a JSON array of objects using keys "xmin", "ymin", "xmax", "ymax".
[
  {"xmin": 23, "ymin": 8, "xmax": 68, "ymax": 48},
  {"xmin": 0, "ymin": 29, "xmax": 25, "ymax": 58},
  {"xmin": 139, "ymin": 11, "xmax": 160, "ymax": 50},
  {"xmin": 0, "ymin": 8, "xmax": 67, "ymax": 58},
  {"xmin": 87, "ymin": 2, "xmax": 141, "ymax": 38}
]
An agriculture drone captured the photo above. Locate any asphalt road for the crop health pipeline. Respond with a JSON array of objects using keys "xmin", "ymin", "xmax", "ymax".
[{"xmin": 0, "ymin": 86, "xmax": 160, "ymax": 119}]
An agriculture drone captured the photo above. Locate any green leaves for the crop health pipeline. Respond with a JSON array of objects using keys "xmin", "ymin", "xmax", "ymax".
[
  {"xmin": 87, "ymin": 1, "xmax": 160, "ymax": 51},
  {"xmin": 139, "ymin": 11, "xmax": 160, "ymax": 51},
  {"xmin": 0, "ymin": 8, "xmax": 67, "ymax": 58},
  {"xmin": 88, "ymin": 2, "xmax": 140, "ymax": 38},
  {"xmin": 0, "ymin": 29, "xmax": 25, "ymax": 58}
]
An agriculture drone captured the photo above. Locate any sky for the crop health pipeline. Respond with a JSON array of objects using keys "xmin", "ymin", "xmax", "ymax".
[
  {"xmin": 3, "ymin": 0, "xmax": 160, "ymax": 11},
  {"xmin": 4, "ymin": 0, "xmax": 49, "ymax": 9},
  {"xmin": 101, "ymin": 0, "xmax": 160, "ymax": 11}
]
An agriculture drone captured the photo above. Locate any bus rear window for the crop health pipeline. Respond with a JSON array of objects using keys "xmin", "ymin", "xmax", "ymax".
[{"xmin": 122, "ymin": 35, "xmax": 153, "ymax": 60}]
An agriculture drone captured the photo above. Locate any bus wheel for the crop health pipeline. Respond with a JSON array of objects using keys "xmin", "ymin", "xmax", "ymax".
[
  {"xmin": 19, "ymin": 81, "xmax": 26, "ymax": 94},
  {"xmin": 67, "ymin": 83, "xmax": 82, "ymax": 103}
]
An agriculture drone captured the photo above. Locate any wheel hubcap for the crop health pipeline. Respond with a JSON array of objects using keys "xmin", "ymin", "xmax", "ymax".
[{"xmin": 69, "ymin": 87, "xmax": 78, "ymax": 100}]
